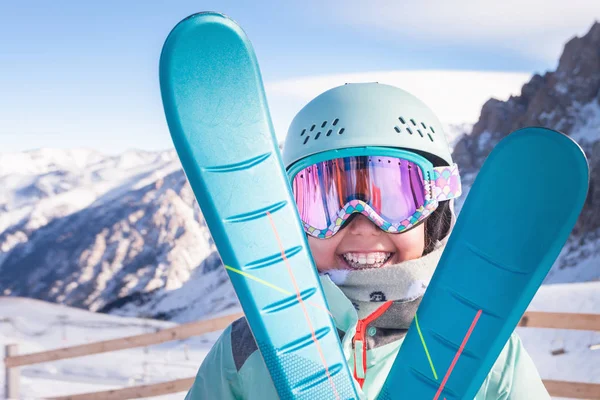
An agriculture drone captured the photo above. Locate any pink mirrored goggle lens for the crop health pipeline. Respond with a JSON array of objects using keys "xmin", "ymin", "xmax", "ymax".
[{"xmin": 292, "ymin": 156, "xmax": 427, "ymax": 232}]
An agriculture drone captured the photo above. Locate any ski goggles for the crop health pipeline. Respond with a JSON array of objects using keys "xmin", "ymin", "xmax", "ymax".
[{"xmin": 288, "ymin": 149, "xmax": 461, "ymax": 239}]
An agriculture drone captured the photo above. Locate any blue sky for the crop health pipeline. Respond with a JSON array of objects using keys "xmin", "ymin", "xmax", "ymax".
[{"xmin": 1, "ymin": 0, "xmax": 598, "ymax": 153}]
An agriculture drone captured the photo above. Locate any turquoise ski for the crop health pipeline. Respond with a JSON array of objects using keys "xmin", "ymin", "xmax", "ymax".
[
  {"xmin": 378, "ymin": 127, "xmax": 589, "ymax": 399},
  {"xmin": 159, "ymin": 12, "xmax": 359, "ymax": 400}
]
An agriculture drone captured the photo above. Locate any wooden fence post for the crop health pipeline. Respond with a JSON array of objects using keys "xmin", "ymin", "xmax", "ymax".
[{"xmin": 5, "ymin": 344, "xmax": 19, "ymax": 400}]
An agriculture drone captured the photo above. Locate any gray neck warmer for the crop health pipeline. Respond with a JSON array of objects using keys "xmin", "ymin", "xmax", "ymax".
[{"xmin": 322, "ymin": 241, "xmax": 445, "ymax": 328}]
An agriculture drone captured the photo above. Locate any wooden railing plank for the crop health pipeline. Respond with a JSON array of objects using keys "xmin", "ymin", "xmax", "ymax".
[
  {"xmin": 544, "ymin": 380, "xmax": 600, "ymax": 399},
  {"xmin": 4, "ymin": 313, "xmax": 243, "ymax": 368},
  {"xmin": 518, "ymin": 312, "xmax": 600, "ymax": 331},
  {"xmin": 44, "ymin": 377, "xmax": 195, "ymax": 400}
]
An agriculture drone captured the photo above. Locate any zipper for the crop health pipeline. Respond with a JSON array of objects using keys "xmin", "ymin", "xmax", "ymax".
[{"xmin": 352, "ymin": 300, "xmax": 393, "ymax": 388}]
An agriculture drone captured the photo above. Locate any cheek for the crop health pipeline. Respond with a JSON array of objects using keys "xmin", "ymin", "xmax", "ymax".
[
  {"xmin": 307, "ymin": 236, "xmax": 339, "ymax": 272},
  {"xmin": 391, "ymin": 224, "xmax": 426, "ymax": 260}
]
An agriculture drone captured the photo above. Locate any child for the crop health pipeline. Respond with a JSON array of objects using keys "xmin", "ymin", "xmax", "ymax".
[{"xmin": 185, "ymin": 83, "xmax": 550, "ymax": 399}]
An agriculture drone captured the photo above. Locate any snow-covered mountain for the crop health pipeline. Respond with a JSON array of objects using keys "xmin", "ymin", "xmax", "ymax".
[{"xmin": 0, "ymin": 148, "xmax": 238, "ymax": 322}]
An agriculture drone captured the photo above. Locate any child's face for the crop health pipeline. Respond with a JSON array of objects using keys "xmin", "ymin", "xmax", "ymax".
[{"xmin": 308, "ymin": 213, "xmax": 425, "ymax": 272}]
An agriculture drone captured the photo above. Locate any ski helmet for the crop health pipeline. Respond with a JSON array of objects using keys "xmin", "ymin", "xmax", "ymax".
[{"xmin": 282, "ymin": 82, "xmax": 454, "ymax": 170}]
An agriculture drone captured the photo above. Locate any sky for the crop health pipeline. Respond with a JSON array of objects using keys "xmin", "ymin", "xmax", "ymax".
[{"xmin": 1, "ymin": 0, "xmax": 599, "ymax": 153}]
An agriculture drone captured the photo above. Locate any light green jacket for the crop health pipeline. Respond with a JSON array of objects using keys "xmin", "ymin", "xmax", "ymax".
[{"xmin": 186, "ymin": 275, "xmax": 550, "ymax": 399}]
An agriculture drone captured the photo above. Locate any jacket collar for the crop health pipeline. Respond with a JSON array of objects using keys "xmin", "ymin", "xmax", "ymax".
[{"xmin": 319, "ymin": 274, "xmax": 358, "ymax": 332}]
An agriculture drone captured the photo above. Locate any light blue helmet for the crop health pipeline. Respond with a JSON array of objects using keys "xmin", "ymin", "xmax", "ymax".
[{"xmin": 282, "ymin": 82, "xmax": 453, "ymax": 169}]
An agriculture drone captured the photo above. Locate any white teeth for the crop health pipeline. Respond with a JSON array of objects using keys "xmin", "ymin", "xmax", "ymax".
[{"xmin": 342, "ymin": 252, "xmax": 392, "ymax": 269}]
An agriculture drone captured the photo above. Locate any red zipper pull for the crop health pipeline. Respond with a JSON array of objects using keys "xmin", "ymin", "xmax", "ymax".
[
  {"xmin": 354, "ymin": 320, "xmax": 365, "ymax": 345},
  {"xmin": 353, "ymin": 320, "xmax": 367, "ymax": 387}
]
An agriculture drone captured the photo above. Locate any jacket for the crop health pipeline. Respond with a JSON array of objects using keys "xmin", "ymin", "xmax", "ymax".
[{"xmin": 185, "ymin": 275, "xmax": 550, "ymax": 399}]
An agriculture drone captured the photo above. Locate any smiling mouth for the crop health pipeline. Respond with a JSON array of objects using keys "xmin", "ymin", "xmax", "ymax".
[{"xmin": 338, "ymin": 252, "xmax": 395, "ymax": 269}]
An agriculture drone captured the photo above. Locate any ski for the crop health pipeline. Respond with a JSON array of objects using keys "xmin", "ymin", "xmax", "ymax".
[
  {"xmin": 159, "ymin": 12, "xmax": 359, "ymax": 400},
  {"xmin": 378, "ymin": 127, "xmax": 589, "ymax": 399}
]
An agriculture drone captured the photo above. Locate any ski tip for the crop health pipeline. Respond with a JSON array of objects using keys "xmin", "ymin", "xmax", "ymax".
[
  {"xmin": 159, "ymin": 11, "xmax": 248, "ymax": 70},
  {"xmin": 510, "ymin": 126, "xmax": 588, "ymax": 160},
  {"xmin": 506, "ymin": 126, "xmax": 589, "ymax": 176},
  {"xmin": 179, "ymin": 11, "xmax": 237, "ymax": 26},
  {"xmin": 483, "ymin": 126, "xmax": 590, "ymax": 210},
  {"xmin": 165, "ymin": 11, "xmax": 243, "ymax": 40}
]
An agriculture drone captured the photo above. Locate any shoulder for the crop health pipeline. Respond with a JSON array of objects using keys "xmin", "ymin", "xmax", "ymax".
[
  {"xmin": 229, "ymin": 316, "xmax": 260, "ymax": 371},
  {"xmin": 185, "ymin": 320, "xmax": 244, "ymax": 400},
  {"xmin": 199, "ymin": 316, "xmax": 259, "ymax": 372}
]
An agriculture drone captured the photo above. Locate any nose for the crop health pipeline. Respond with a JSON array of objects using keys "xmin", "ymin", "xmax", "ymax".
[{"xmin": 346, "ymin": 213, "xmax": 382, "ymax": 236}]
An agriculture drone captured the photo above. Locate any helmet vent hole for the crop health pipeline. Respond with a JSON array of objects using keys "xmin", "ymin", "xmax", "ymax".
[
  {"xmin": 406, "ymin": 127, "xmax": 413, "ymax": 135},
  {"xmin": 303, "ymin": 136, "xmax": 310, "ymax": 145},
  {"xmin": 321, "ymin": 121, "xmax": 327, "ymax": 128},
  {"xmin": 394, "ymin": 126, "xmax": 401, "ymax": 133},
  {"xmin": 333, "ymin": 118, "xmax": 339, "ymax": 126},
  {"xmin": 301, "ymin": 129, "xmax": 306, "ymax": 136},
  {"xmin": 428, "ymin": 133, "xmax": 434, "ymax": 142},
  {"xmin": 410, "ymin": 119, "xmax": 417, "ymax": 126},
  {"xmin": 399, "ymin": 117, "xmax": 406, "ymax": 124},
  {"xmin": 338, "ymin": 128, "xmax": 345, "ymax": 135},
  {"xmin": 314, "ymin": 132, "xmax": 321, "ymax": 140},
  {"xmin": 421, "ymin": 122, "xmax": 427, "ymax": 129},
  {"xmin": 417, "ymin": 129, "xmax": 424, "ymax": 138},
  {"xmin": 310, "ymin": 124, "xmax": 316, "ymax": 131},
  {"xmin": 326, "ymin": 129, "xmax": 333, "ymax": 136},
  {"xmin": 430, "ymin": 126, "xmax": 436, "ymax": 134}
]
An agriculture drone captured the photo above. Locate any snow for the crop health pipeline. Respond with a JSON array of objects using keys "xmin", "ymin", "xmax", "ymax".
[
  {"xmin": 545, "ymin": 233, "xmax": 600, "ymax": 284},
  {"xmin": 111, "ymin": 258, "xmax": 242, "ymax": 324},
  {"xmin": 0, "ymin": 149, "xmax": 104, "ymax": 177},
  {"xmin": 0, "ymin": 148, "xmax": 175, "ymax": 232},
  {"xmin": 570, "ymin": 100, "xmax": 600, "ymax": 143},
  {"xmin": 539, "ymin": 109, "xmax": 558, "ymax": 125},
  {"xmin": 555, "ymin": 82, "xmax": 569, "ymax": 95},
  {"xmin": 477, "ymin": 130, "xmax": 493, "ymax": 151}
]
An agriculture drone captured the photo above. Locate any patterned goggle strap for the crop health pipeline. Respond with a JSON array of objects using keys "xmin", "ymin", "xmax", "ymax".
[{"xmin": 430, "ymin": 164, "xmax": 462, "ymax": 201}]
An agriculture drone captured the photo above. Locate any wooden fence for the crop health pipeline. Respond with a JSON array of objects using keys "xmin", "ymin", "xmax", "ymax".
[{"xmin": 4, "ymin": 311, "xmax": 600, "ymax": 400}]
